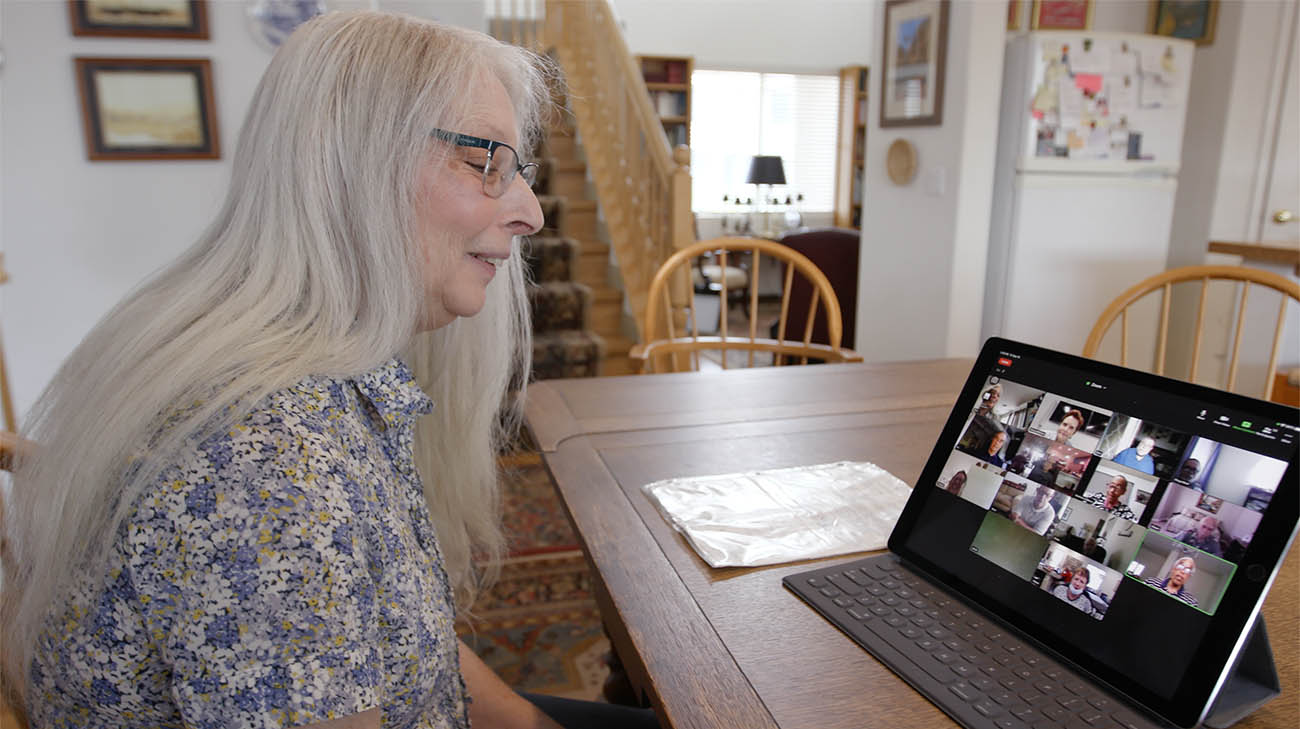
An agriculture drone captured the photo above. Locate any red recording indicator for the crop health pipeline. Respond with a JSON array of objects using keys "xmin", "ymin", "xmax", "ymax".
[{"xmin": 997, "ymin": 357, "xmax": 1013, "ymax": 367}]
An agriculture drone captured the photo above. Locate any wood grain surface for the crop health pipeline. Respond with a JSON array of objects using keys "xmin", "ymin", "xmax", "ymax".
[
  {"xmin": 526, "ymin": 359, "xmax": 973, "ymax": 451},
  {"xmin": 527, "ymin": 364, "xmax": 1299, "ymax": 728}
]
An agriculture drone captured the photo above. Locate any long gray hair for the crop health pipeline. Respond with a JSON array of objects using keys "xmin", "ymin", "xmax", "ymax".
[{"xmin": 1, "ymin": 10, "xmax": 551, "ymax": 696}]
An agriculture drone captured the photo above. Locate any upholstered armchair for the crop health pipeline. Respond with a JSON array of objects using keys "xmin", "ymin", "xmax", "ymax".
[{"xmin": 776, "ymin": 228, "xmax": 860, "ymax": 350}]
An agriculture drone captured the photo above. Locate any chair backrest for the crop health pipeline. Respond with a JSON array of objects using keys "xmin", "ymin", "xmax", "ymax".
[
  {"xmin": 778, "ymin": 228, "xmax": 860, "ymax": 350},
  {"xmin": 630, "ymin": 236, "xmax": 863, "ymax": 373},
  {"xmin": 0, "ymin": 431, "xmax": 32, "ymax": 728},
  {"xmin": 1, "ymin": 252, "xmax": 14, "ymax": 432},
  {"xmin": 1082, "ymin": 264, "xmax": 1300, "ymax": 400}
]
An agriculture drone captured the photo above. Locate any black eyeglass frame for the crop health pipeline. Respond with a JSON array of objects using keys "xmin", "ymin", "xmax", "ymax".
[{"xmin": 431, "ymin": 128, "xmax": 538, "ymax": 198}]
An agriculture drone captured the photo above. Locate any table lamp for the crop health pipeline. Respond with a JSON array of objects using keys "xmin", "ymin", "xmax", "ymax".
[{"xmin": 746, "ymin": 155, "xmax": 786, "ymax": 237}]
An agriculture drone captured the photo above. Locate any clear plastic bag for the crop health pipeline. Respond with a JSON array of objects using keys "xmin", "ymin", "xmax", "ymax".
[{"xmin": 642, "ymin": 460, "xmax": 912, "ymax": 568}]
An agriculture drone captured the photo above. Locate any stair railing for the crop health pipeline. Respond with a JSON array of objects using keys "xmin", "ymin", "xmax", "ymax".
[
  {"xmin": 489, "ymin": 0, "xmax": 544, "ymax": 51},
  {"xmin": 539, "ymin": 0, "xmax": 693, "ymax": 340}
]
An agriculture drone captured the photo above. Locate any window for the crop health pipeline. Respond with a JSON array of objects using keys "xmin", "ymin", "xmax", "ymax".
[{"xmin": 690, "ymin": 70, "xmax": 839, "ymax": 214}]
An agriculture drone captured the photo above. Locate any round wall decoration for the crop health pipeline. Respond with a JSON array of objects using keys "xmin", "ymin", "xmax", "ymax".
[
  {"xmin": 247, "ymin": 0, "xmax": 328, "ymax": 51},
  {"xmin": 886, "ymin": 138, "xmax": 918, "ymax": 186}
]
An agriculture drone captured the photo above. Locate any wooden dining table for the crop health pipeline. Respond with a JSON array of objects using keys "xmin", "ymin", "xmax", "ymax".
[{"xmin": 523, "ymin": 360, "xmax": 1299, "ymax": 729}]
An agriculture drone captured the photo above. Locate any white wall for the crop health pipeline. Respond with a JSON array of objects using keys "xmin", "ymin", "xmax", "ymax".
[
  {"xmin": 0, "ymin": 1, "xmax": 481, "ymax": 419},
  {"xmin": 855, "ymin": 0, "xmax": 1006, "ymax": 361},
  {"xmin": 855, "ymin": 0, "xmax": 1296, "ymax": 364},
  {"xmin": 1161, "ymin": 1, "xmax": 1298, "ymax": 387},
  {"xmin": 4, "ymin": 0, "xmax": 1293, "ymax": 414},
  {"xmin": 614, "ymin": 0, "xmax": 874, "ymax": 73}
]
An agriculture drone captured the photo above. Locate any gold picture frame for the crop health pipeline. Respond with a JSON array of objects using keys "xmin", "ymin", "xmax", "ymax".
[
  {"xmin": 75, "ymin": 57, "xmax": 221, "ymax": 161},
  {"xmin": 1148, "ymin": 0, "xmax": 1219, "ymax": 46},
  {"xmin": 1030, "ymin": 0, "xmax": 1093, "ymax": 31}
]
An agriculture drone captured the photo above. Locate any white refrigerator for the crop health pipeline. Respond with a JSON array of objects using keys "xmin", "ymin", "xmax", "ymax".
[{"xmin": 982, "ymin": 31, "xmax": 1195, "ymax": 354}]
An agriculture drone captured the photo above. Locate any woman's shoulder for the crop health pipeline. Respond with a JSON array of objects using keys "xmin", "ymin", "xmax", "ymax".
[
  {"xmin": 223, "ymin": 357, "xmax": 426, "ymax": 447},
  {"xmin": 132, "ymin": 360, "xmax": 427, "ymax": 522},
  {"xmin": 140, "ymin": 372, "xmax": 372, "ymax": 505}
]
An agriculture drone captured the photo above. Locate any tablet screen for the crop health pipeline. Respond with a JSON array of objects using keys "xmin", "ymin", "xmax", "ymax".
[{"xmin": 891, "ymin": 338, "xmax": 1298, "ymax": 728}]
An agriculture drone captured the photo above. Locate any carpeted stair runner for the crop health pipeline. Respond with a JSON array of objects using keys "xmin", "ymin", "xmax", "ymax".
[{"xmin": 525, "ymin": 165, "xmax": 605, "ymax": 381}]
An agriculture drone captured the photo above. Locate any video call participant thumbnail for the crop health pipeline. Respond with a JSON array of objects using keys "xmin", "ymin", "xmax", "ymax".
[
  {"xmin": 1050, "ymin": 565, "xmax": 1097, "ymax": 616},
  {"xmin": 1142, "ymin": 556, "xmax": 1200, "ymax": 607},
  {"xmin": 1173, "ymin": 516, "xmax": 1223, "ymax": 557},
  {"xmin": 1174, "ymin": 457, "xmax": 1202, "ymax": 487},
  {"xmin": 1011, "ymin": 483, "xmax": 1058, "ymax": 536},
  {"xmin": 1051, "ymin": 408, "xmax": 1086, "ymax": 445},
  {"xmin": 1029, "ymin": 397, "xmax": 1109, "ymax": 453},
  {"xmin": 957, "ymin": 425, "xmax": 1010, "ymax": 468},
  {"xmin": 1082, "ymin": 474, "xmax": 1139, "ymax": 521},
  {"xmin": 935, "ymin": 451, "xmax": 1002, "ymax": 510},
  {"xmin": 1175, "ymin": 435, "xmax": 1289, "ymax": 511},
  {"xmin": 1058, "ymin": 529, "xmax": 1108, "ymax": 563},
  {"xmin": 1112, "ymin": 436, "xmax": 1157, "ymax": 475},
  {"xmin": 1149, "ymin": 481, "xmax": 1265, "ymax": 564},
  {"xmin": 976, "ymin": 382, "xmax": 1001, "ymax": 417},
  {"xmin": 1097, "ymin": 416, "xmax": 1191, "ymax": 481},
  {"xmin": 1130, "ymin": 529, "xmax": 1237, "ymax": 614},
  {"xmin": 1015, "ymin": 433, "xmax": 1091, "ymax": 492},
  {"xmin": 944, "ymin": 470, "xmax": 967, "ymax": 495}
]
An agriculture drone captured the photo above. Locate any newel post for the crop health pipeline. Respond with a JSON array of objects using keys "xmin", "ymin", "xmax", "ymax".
[
  {"xmin": 670, "ymin": 144, "xmax": 693, "ymax": 253},
  {"xmin": 666, "ymin": 145, "xmax": 694, "ymax": 312}
]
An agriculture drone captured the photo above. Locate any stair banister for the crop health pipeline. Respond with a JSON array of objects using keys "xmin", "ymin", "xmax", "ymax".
[{"xmin": 540, "ymin": 0, "xmax": 693, "ymax": 341}]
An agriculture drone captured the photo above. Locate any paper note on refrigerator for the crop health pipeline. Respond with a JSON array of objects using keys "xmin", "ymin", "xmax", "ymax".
[
  {"xmin": 1108, "ymin": 74, "xmax": 1138, "ymax": 115},
  {"xmin": 1140, "ymin": 73, "xmax": 1178, "ymax": 108},
  {"xmin": 1069, "ymin": 44, "xmax": 1109, "ymax": 75},
  {"xmin": 1074, "ymin": 73, "xmax": 1103, "ymax": 96},
  {"xmin": 1111, "ymin": 46, "xmax": 1140, "ymax": 77}
]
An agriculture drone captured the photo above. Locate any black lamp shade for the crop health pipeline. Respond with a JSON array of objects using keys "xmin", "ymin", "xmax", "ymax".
[{"xmin": 746, "ymin": 155, "xmax": 786, "ymax": 185}]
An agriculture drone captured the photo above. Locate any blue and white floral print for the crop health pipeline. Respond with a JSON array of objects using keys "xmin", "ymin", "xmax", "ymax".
[{"xmin": 30, "ymin": 359, "xmax": 469, "ymax": 729}]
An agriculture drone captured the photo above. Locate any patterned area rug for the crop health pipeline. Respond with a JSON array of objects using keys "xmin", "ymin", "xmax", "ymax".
[
  {"xmin": 459, "ymin": 551, "xmax": 609, "ymax": 700},
  {"xmin": 457, "ymin": 454, "xmax": 610, "ymax": 700},
  {"xmin": 499, "ymin": 455, "xmax": 581, "ymax": 557}
]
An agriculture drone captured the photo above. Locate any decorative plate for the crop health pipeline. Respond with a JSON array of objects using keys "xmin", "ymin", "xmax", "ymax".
[
  {"xmin": 246, "ymin": 0, "xmax": 327, "ymax": 51},
  {"xmin": 886, "ymin": 138, "xmax": 918, "ymax": 186}
]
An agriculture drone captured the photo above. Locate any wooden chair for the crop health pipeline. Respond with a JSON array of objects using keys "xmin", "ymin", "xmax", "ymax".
[
  {"xmin": 1082, "ymin": 265, "xmax": 1300, "ymax": 400},
  {"xmin": 1, "ymin": 255, "xmax": 24, "ymax": 727},
  {"xmin": 630, "ymin": 237, "xmax": 863, "ymax": 373},
  {"xmin": 0, "ymin": 253, "xmax": 14, "ymax": 432},
  {"xmin": 1, "ymin": 433, "xmax": 28, "ymax": 729}
]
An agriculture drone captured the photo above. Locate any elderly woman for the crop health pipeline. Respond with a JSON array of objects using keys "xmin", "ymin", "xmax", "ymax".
[
  {"xmin": 1050, "ymin": 566, "xmax": 1096, "ymax": 616},
  {"xmin": 1051, "ymin": 408, "xmax": 1086, "ymax": 445},
  {"xmin": 1143, "ymin": 557, "xmax": 1200, "ymax": 607},
  {"xmin": 1, "ymin": 12, "xmax": 655, "ymax": 729}
]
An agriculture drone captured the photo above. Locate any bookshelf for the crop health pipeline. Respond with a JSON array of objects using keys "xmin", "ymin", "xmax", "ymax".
[
  {"xmin": 638, "ymin": 55, "xmax": 693, "ymax": 149},
  {"xmin": 834, "ymin": 65, "xmax": 869, "ymax": 229}
]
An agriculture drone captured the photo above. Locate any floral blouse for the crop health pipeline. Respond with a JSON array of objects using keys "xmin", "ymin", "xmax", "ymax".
[{"xmin": 29, "ymin": 359, "xmax": 470, "ymax": 729}]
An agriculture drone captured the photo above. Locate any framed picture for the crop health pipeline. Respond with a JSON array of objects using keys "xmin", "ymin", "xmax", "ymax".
[
  {"xmin": 75, "ymin": 57, "xmax": 220, "ymax": 161},
  {"xmin": 1031, "ymin": 0, "xmax": 1093, "ymax": 30},
  {"xmin": 1148, "ymin": 0, "xmax": 1219, "ymax": 45},
  {"xmin": 69, "ymin": 0, "xmax": 209, "ymax": 39},
  {"xmin": 1196, "ymin": 493, "xmax": 1223, "ymax": 514},
  {"xmin": 1008, "ymin": 0, "xmax": 1023, "ymax": 31},
  {"xmin": 880, "ymin": 0, "xmax": 949, "ymax": 128}
]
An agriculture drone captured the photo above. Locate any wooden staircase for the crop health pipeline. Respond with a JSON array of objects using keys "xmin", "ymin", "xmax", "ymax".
[
  {"xmin": 542, "ymin": 124, "xmax": 637, "ymax": 376},
  {"xmin": 498, "ymin": 0, "xmax": 695, "ymax": 377}
]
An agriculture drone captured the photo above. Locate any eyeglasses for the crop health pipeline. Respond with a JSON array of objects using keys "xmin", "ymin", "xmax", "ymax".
[{"xmin": 431, "ymin": 128, "xmax": 538, "ymax": 198}]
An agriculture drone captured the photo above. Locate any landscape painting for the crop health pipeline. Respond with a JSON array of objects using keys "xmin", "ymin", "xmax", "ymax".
[{"xmin": 76, "ymin": 57, "xmax": 220, "ymax": 161}]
